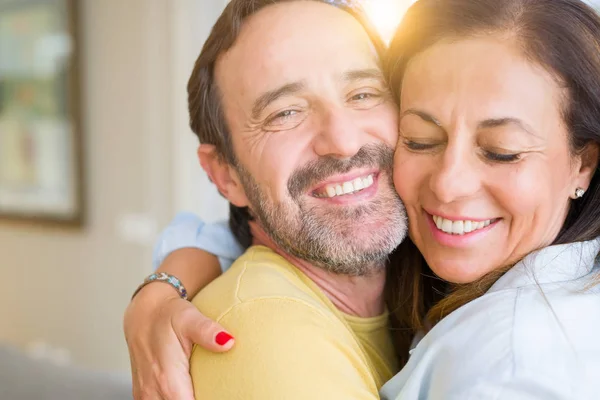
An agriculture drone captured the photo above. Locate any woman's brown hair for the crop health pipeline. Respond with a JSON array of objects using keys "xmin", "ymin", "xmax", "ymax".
[{"xmin": 384, "ymin": 0, "xmax": 600, "ymax": 366}]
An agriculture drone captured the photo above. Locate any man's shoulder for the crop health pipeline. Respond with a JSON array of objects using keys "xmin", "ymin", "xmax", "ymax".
[
  {"xmin": 189, "ymin": 246, "xmax": 383, "ymax": 400},
  {"xmin": 192, "ymin": 245, "xmax": 337, "ymax": 322}
]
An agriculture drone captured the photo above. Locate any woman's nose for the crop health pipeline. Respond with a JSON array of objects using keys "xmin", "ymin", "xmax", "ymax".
[{"xmin": 428, "ymin": 146, "xmax": 482, "ymax": 204}]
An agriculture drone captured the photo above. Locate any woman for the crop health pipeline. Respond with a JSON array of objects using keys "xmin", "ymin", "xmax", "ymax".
[
  {"xmin": 382, "ymin": 0, "xmax": 600, "ymax": 397},
  {"xmin": 124, "ymin": 0, "xmax": 600, "ymax": 398}
]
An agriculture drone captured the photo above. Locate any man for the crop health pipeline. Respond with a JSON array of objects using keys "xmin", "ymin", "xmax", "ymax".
[{"xmin": 124, "ymin": 0, "xmax": 406, "ymax": 398}]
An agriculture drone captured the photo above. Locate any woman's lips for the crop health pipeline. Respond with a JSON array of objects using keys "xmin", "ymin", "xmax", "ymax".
[{"xmin": 425, "ymin": 212, "xmax": 500, "ymax": 248}]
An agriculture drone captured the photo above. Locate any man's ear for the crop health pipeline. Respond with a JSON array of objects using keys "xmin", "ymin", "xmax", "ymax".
[{"xmin": 198, "ymin": 144, "xmax": 250, "ymax": 208}]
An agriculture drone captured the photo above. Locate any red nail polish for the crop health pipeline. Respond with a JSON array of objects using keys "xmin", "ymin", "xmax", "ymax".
[{"xmin": 215, "ymin": 331, "xmax": 234, "ymax": 346}]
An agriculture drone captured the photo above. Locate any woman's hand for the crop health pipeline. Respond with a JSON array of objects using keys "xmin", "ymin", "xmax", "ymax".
[{"xmin": 124, "ymin": 249, "xmax": 234, "ymax": 400}]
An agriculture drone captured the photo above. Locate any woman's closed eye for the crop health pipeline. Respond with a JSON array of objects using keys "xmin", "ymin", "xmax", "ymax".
[
  {"xmin": 402, "ymin": 139, "xmax": 441, "ymax": 152},
  {"xmin": 482, "ymin": 150, "xmax": 522, "ymax": 163},
  {"xmin": 402, "ymin": 138, "xmax": 523, "ymax": 163}
]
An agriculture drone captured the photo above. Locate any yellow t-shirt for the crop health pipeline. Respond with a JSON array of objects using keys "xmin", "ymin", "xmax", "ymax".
[{"xmin": 190, "ymin": 245, "xmax": 398, "ymax": 400}]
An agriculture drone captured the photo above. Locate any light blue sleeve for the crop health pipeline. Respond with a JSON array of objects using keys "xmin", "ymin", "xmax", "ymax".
[{"xmin": 152, "ymin": 212, "xmax": 245, "ymax": 272}]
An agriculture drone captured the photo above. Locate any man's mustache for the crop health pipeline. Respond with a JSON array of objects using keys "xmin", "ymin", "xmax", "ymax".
[{"xmin": 287, "ymin": 144, "xmax": 395, "ymax": 198}]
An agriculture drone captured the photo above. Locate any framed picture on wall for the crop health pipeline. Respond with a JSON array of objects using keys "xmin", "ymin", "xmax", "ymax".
[{"xmin": 0, "ymin": 0, "xmax": 83, "ymax": 226}]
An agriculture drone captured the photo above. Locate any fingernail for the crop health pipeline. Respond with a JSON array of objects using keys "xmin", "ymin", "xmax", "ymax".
[{"xmin": 215, "ymin": 331, "xmax": 234, "ymax": 346}]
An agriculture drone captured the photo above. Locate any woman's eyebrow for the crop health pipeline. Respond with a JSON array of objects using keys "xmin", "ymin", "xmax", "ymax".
[
  {"xmin": 478, "ymin": 117, "xmax": 542, "ymax": 139},
  {"xmin": 400, "ymin": 109, "xmax": 443, "ymax": 127}
]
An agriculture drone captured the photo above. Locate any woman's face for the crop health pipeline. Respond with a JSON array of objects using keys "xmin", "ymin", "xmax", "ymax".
[{"xmin": 394, "ymin": 36, "xmax": 592, "ymax": 283}]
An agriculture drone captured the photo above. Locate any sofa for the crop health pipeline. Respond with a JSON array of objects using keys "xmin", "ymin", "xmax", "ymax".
[{"xmin": 0, "ymin": 344, "xmax": 132, "ymax": 400}]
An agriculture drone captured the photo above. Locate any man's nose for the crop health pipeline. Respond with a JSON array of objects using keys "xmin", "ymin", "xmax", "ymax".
[{"xmin": 312, "ymin": 107, "xmax": 365, "ymax": 159}]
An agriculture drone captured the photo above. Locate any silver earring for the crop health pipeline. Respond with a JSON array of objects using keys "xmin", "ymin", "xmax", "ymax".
[{"xmin": 575, "ymin": 188, "xmax": 586, "ymax": 199}]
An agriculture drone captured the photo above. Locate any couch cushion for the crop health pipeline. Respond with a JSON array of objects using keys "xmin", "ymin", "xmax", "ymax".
[{"xmin": 0, "ymin": 345, "xmax": 132, "ymax": 400}]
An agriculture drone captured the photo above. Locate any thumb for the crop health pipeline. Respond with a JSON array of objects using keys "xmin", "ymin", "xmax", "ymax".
[{"xmin": 176, "ymin": 305, "xmax": 235, "ymax": 354}]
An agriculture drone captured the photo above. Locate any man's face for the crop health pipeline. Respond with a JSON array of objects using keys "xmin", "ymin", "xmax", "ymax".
[{"xmin": 215, "ymin": 1, "xmax": 406, "ymax": 275}]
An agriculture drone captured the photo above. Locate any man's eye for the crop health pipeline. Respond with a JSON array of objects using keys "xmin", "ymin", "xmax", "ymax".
[
  {"xmin": 347, "ymin": 90, "xmax": 385, "ymax": 110},
  {"xmin": 274, "ymin": 109, "xmax": 297, "ymax": 119},
  {"xmin": 350, "ymin": 92, "xmax": 376, "ymax": 101},
  {"xmin": 264, "ymin": 109, "xmax": 304, "ymax": 130}
]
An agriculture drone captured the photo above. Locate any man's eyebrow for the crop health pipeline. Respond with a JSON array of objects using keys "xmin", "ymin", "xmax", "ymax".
[
  {"xmin": 400, "ymin": 109, "xmax": 443, "ymax": 127},
  {"xmin": 251, "ymin": 81, "xmax": 305, "ymax": 120},
  {"xmin": 341, "ymin": 68, "xmax": 385, "ymax": 83},
  {"xmin": 478, "ymin": 117, "xmax": 540, "ymax": 138}
]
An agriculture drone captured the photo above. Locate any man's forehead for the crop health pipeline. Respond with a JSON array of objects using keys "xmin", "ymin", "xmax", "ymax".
[{"xmin": 214, "ymin": 1, "xmax": 381, "ymax": 95}]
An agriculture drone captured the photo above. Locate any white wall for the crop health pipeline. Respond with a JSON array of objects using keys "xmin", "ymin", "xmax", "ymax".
[
  {"xmin": 0, "ymin": 0, "xmax": 228, "ymax": 372},
  {"xmin": 170, "ymin": 0, "xmax": 230, "ymax": 221}
]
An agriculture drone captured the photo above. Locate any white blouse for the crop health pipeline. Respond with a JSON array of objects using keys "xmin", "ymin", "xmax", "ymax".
[{"xmin": 381, "ymin": 238, "xmax": 600, "ymax": 400}]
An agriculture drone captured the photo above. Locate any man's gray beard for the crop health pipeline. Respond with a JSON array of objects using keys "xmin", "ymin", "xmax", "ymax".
[{"xmin": 234, "ymin": 145, "xmax": 408, "ymax": 276}]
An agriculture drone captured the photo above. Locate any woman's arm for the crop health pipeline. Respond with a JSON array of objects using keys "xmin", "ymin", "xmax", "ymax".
[
  {"xmin": 155, "ymin": 248, "xmax": 222, "ymax": 299},
  {"xmin": 152, "ymin": 212, "xmax": 244, "ymax": 274},
  {"xmin": 124, "ymin": 213, "xmax": 244, "ymax": 400}
]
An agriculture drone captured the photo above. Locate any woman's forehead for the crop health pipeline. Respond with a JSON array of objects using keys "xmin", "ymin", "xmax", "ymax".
[{"xmin": 399, "ymin": 37, "xmax": 564, "ymax": 130}]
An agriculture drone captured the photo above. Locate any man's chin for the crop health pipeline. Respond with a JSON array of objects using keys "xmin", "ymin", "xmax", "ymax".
[
  {"xmin": 319, "ymin": 217, "xmax": 401, "ymax": 239},
  {"xmin": 316, "ymin": 252, "xmax": 389, "ymax": 276}
]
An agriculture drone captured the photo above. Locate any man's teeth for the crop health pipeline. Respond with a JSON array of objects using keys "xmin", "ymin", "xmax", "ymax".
[
  {"xmin": 321, "ymin": 174, "xmax": 374, "ymax": 198},
  {"xmin": 432, "ymin": 215, "xmax": 493, "ymax": 235}
]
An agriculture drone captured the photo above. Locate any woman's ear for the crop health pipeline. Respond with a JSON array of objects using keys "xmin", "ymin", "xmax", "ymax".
[
  {"xmin": 197, "ymin": 144, "xmax": 250, "ymax": 208},
  {"xmin": 571, "ymin": 142, "xmax": 599, "ymax": 197}
]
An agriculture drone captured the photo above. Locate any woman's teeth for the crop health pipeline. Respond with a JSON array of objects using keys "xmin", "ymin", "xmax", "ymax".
[
  {"xmin": 432, "ymin": 215, "xmax": 493, "ymax": 235},
  {"xmin": 314, "ymin": 174, "xmax": 374, "ymax": 198}
]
